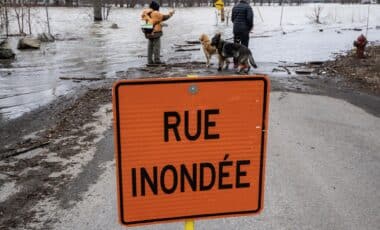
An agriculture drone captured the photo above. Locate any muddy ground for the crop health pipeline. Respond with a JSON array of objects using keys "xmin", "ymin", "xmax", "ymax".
[
  {"xmin": 0, "ymin": 59, "xmax": 379, "ymax": 229},
  {"xmin": 0, "ymin": 85, "xmax": 112, "ymax": 229},
  {"xmin": 310, "ymin": 44, "xmax": 380, "ymax": 95}
]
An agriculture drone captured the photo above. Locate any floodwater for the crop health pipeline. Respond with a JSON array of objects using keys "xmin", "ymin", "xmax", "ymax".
[{"xmin": 0, "ymin": 4, "xmax": 379, "ymax": 120}]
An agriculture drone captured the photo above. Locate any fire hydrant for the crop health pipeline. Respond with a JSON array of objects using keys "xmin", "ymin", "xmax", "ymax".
[{"xmin": 353, "ymin": 34, "xmax": 368, "ymax": 59}]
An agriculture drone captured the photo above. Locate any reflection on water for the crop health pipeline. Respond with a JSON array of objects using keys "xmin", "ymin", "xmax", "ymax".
[{"xmin": 0, "ymin": 5, "xmax": 379, "ymax": 120}]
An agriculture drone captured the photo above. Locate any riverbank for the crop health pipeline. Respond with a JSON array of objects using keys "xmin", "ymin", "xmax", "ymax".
[{"xmin": 312, "ymin": 44, "xmax": 380, "ymax": 94}]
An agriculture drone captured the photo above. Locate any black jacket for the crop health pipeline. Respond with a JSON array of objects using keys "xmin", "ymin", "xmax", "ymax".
[{"xmin": 231, "ymin": 1, "xmax": 254, "ymax": 34}]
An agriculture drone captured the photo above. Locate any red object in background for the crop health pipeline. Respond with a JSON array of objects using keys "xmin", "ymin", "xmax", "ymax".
[{"xmin": 353, "ymin": 34, "xmax": 368, "ymax": 59}]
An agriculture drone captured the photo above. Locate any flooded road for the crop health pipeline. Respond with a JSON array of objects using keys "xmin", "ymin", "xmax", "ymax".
[{"xmin": 1, "ymin": 4, "xmax": 380, "ymax": 119}]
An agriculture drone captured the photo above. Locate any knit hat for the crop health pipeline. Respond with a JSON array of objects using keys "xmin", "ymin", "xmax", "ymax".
[{"xmin": 149, "ymin": 1, "xmax": 160, "ymax": 11}]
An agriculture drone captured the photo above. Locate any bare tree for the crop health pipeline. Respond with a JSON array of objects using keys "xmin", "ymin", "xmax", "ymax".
[
  {"xmin": 94, "ymin": 0, "xmax": 102, "ymax": 21},
  {"xmin": 66, "ymin": 0, "xmax": 74, "ymax": 6},
  {"xmin": 45, "ymin": 0, "xmax": 51, "ymax": 34},
  {"xmin": 26, "ymin": 0, "xmax": 32, "ymax": 35},
  {"xmin": 13, "ymin": 0, "xmax": 26, "ymax": 34},
  {"xmin": 102, "ymin": 3, "xmax": 111, "ymax": 20},
  {"xmin": 0, "ymin": 0, "xmax": 10, "ymax": 37},
  {"xmin": 308, "ymin": 5, "xmax": 323, "ymax": 24}
]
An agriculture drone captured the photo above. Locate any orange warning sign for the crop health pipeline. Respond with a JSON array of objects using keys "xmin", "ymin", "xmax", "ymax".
[{"xmin": 112, "ymin": 76, "xmax": 270, "ymax": 226}]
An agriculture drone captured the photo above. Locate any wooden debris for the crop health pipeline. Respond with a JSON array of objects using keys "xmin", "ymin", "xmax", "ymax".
[
  {"xmin": 326, "ymin": 67, "xmax": 338, "ymax": 74},
  {"xmin": 279, "ymin": 64, "xmax": 300, "ymax": 68},
  {"xmin": 137, "ymin": 55, "xmax": 163, "ymax": 58},
  {"xmin": 1, "ymin": 141, "xmax": 50, "ymax": 160},
  {"xmin": 59, "ymin": 76, "xmax": 105, "ymax": 81},
  {"xmin": 295, "ymin": 68, "xmax": 314, "ymax": 75},
  {"xmin": 175, "ymin": 48, "xmax": 200, "ymax": 52},
  {"xmin": 173, "ymin": 44, "xmax": 196, "ymax": 48},
  {"xmin": 281, "ymin": 66, "xmax": 291, "ymax": 75},
  {"xmin": 308, "ymin": 61, "xmax": 324, "ymax": 65},
  {"xmin": 146, "ymin": 63, "xmax": 167, "ymax": 67},
  {"xmin": 250, "ymin": 35, "xmax": 272, "ymax": 38},
  {"xmin": 185, "ymin": 40, "xmax": 201, "ymax": 45}
]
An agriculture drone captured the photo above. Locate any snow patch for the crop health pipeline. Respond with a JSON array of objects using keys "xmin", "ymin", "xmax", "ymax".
[{"xmin": 0, "ymin": 181, "xmax": 19, "ymax": 203}]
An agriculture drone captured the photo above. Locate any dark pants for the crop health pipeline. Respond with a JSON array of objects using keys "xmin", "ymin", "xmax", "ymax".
[
  {"xmin": 234, "ymin": 32, "xmax": 249, "ymax": 47},
  {"xmin": 233, "ymin": 32, "xmax": 250, "ymax": 67},
  {"xmin": 148, "ymin": 37, "xmax": 161, "ymax": 64}
]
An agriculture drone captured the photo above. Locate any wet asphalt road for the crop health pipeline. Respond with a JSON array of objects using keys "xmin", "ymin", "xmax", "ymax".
[{"xmin": 53, "ymin": 92, "xmax": 380, "ymax": 230}]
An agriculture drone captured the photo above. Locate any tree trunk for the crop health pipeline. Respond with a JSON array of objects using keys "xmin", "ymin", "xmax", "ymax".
[
  {"xmin": 27, "ymin": 1, "xmax": 32, "ymax": 35},
  {"xmin": 45, "ymin": 0, "xmax": 51, "ymax": 34},
  {"xmin": 94, "ymin": 0, "xmax": 102, "ymax": 21},
  {"xmin": 21, "ymin": 1, "xmax": 25, "ymax": 33},
  {"xmin": 5, "ymin": 0, "xmax": 9, "ymax": 37},
  {"xmin": 65, "ymin": 0, "xmax": 73, "ymax": 7}
]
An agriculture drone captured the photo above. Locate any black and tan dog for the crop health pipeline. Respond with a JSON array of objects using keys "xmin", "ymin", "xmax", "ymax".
[{"xmin": 211, "ymin": 33, "xmax": 257, "ymax": 73}]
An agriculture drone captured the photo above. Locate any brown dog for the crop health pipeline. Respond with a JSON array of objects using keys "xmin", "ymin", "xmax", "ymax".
[{"xmin": 199, "ymin": 34, "xmax": 217, "ymax": 67}]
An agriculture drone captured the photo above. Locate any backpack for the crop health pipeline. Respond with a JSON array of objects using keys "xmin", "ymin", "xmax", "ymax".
[
  {"xmin": 141, "ymin": 11, "xmax": 154, "ymax": 35},
  {"xmin": 141, "ymin": 22, "xmax": 154, "ymax": 34}
]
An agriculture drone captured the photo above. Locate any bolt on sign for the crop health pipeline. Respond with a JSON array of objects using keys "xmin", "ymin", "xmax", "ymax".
[{"xmin": 112, "ymin": 76, "xmax": 270, "ymax": 226}]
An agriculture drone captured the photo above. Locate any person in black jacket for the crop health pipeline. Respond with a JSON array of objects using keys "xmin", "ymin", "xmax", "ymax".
[{"xmin": 231, "ymin": 0, "xmax": 254, "ymax": 48}]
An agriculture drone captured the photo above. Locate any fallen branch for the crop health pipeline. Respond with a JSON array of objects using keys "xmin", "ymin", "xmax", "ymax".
[
  {"xmin": 341, "ymin": 27, "xmax": 373, "ymax": 31},
  {"xmin": 281, "ymin": 66, "xmax": 291, "ymax": 75},
  {"xmin": 185, "ymin": 40, "xmax": 201, "ymax": 45},
  {"xmin": 3, "ymin": 33, "xmax": 26, "ymax": 37},
  {"xmin": 137, "ymin": 55, "xmax": 163, "ymax": 58},
  {"xmin": 173, "ymin": 44, "xmax": 196, "ymax": 48},
  {"xmin": 279, "ymin": 64, "xmax": 300, "ymax": 68},
  {"xmin": 295, "ymin": 68, "xmax": 314, "ymax": 75},
  {"xmin": 250, "ymin": 35, "xmax": 272, "ymax": 38},
  {"xmin": 59, "ymin": 76, "xmax": 105, "ymax": 81},
  {"xmin": 308, "ymin": 61, "xmax": 324, "ymax": 65},
  {"xmin": 175, "ymin": 48, "xmax": 200, "ymax": 52},
  {"xmin": 326, "ymin": 67, "xmax": 338, "ymax": 74},
  {"xmin": 1, "ymin": 141, "xmax": 50, "ymax": 160}
]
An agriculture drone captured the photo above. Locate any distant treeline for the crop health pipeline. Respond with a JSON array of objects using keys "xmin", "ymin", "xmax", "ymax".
[
  {"xmin": 68, "ymin": 0, "xmax": 380, "ymax": 7},
  {"xmin": 4, "ymin": 0, "xmax": 379, "ymax": 7}
]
